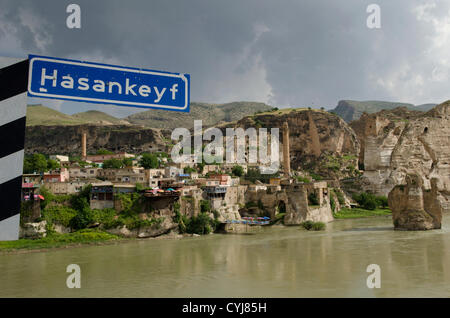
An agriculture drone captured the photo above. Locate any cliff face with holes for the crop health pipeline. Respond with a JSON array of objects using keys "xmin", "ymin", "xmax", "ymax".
[
  {"xmin": 350, "ymin": 107, "xmax": 424, "ymax": 196},
  {"xmin": 25, "ymin": 124, "xmax": 171, "ymax": 155},
  {"xmin": 389, "ymin": 102, "xmax": 450, "ymax": 215},
  {"xmin": 351, "ymin": 101, "xmax": 450, "ymax": 227}
]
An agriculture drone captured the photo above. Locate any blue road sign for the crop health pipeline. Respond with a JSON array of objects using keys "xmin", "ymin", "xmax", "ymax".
[{"xmin": 27, "ymin": 54, "xmax": 190, "ymax": 112}]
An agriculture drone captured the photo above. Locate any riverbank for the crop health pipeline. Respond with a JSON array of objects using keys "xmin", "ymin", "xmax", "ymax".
[
  {"xmin": 0, "ymin": 229, "xmax": 123, "ymax": 253},
  {"xmin": 2, "ymin": 209, "xmax": 391, "ymax": 253},
  {"xmin": 0, "ymin": 228, "xmax": 206, "ymax": 254}
]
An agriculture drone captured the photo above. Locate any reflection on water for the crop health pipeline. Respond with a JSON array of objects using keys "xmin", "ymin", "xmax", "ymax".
[{"xmin": 1, "ymin": 216, "xmax": 450, "ymax": 297}]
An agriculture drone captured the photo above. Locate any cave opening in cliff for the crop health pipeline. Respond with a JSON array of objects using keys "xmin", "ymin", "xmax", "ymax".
[{"xmin": 277, "ymin": 201, "xmax": 286, "ymax": 214}]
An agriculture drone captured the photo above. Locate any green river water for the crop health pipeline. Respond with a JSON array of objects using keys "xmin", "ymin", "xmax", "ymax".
[{"xmin": 1, "ymin": 216, "xmax": 450, "ymax": 297}]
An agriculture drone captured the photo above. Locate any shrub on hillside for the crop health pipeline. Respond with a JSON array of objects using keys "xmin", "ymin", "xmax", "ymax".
[
  {"xmin": 376, "ymin": 195, "xmax": 388, "ymax": 208},
  {"xmin": 308, "ymin": 192, "xmax": 319, "ymax": 206},
  {"xmin": 352, "ymin": 192, "xmax": 382, "ymax": 210}
]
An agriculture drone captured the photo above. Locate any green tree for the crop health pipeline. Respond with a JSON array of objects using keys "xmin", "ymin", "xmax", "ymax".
[
  {"xmin": 23, "ymin": 156, "xmax": 34, "ymax": 174},
  {"xmin": 186, "ymin": 212, "xmax": 217, "ymax": 235},
  {"xmin": 376, "ymin": 195, "xmax": 388, "ymax": 208},
  {"xmin": 352, "ymin": 192, "xmax": 379, "ymax": 210},
  {"xmin": 308, "ymin": 192, "xmax": 319, "ymax": 206},
  {"xmin": 139, "ymin": 153, "xmax": 159, "ymax": 169},
  {"xmin": 24, "ymin": 154, "xmax": 48, "ymax": 173},
  {"xmin": 96, "ymin": 149, "xmax": 114, "ymax": 155},
  {"xmin": 122, "ymin": 157, "xmax": 134, "ymax": 167},
  {"xmin": 244, "ymin": 168, "xmax": 278, "ymax": 183},
  {"xmin": 231, "ymin": 165, "xmax": 244, "ymax": 177},
  {"xmin": 102, "ymin": 158, "xmax": 123, "ymax": 169},
  {"xmin": 197, "ymin": 162, "xmax": 205, "ymax": 174},
  {"xmin": 184, "ymin": 166, "xmax": 197, "ymax": 174},
  {"xmin": 47, "ymin": 159, "xmax": 60, "ymax": 171},
  {"xmin": 200, "ymin": 200, "xmax": 211, "ymax": 213},
  {"xmin": 39, "ymin": 186, "xmax": 55, "ymax": 210}
]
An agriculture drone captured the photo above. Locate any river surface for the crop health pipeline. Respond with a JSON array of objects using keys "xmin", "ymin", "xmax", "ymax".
[{"xmin": 1, "ymin": 216, "xmax": 450, "ymax": 297}]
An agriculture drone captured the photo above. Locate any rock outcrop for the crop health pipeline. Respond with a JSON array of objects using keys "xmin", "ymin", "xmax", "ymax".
[
  {"xmin": 388, "ymin": 174, "xmax": 442, "ymax": 230},
  {"xmin": 223, "ymin": 109, "xmax": 360, "ymax": 179},
  {"xmin": 105, "ymin": 217, "xmax": 178, "ymax": 238},
  {"xmin": 19, "ymin": 221, "xmax": 47, "ymax": 239}
]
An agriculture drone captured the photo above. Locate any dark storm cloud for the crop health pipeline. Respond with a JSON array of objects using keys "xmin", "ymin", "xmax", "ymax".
[{"xmin": 0, "ymin": 0, "xmax": 449, "ymax": 116}]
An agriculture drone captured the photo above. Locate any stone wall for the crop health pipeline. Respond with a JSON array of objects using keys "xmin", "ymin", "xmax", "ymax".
[{"xmin": 245, "ymin": 183, "xmax": 334, "ymax": 225}]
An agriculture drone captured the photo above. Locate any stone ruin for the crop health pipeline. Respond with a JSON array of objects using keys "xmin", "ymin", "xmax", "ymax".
[{"xmin": 388, "ymin": 174, "xmax": 443, "ymax": 230}]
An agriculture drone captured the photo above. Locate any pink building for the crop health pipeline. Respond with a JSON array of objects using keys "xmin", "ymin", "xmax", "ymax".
[{"xmin": 43, "ymin": 168, "xmax": 70, "ymax": 183}]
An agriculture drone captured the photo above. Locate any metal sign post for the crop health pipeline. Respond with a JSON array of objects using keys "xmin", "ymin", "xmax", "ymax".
[{"xmin": 0, "ymin": 58, "xmax": 28, "ymax": 240}]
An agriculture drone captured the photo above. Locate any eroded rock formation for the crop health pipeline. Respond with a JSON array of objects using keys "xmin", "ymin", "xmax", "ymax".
[
  {"xmin": 351, "ymin": 102, "xmax": 450, "ymax": 214},
  {"xmin": 350, "ymin": 101, "xmax": 450, "ymax": 230},
  {"xmin": 224, "ymin": 109, "xmax": 360, "ymax": 179},
  {"xmin": 388, "ymin": 174, "xmax": 442, "ymax": 230}
]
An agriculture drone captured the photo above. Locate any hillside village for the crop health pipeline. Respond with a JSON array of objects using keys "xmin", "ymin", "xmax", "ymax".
[
  {"xmin": 19, "ymin": 99, "xmax": 450, "ymax": 238},
  {"xmin": 20, "ymin": 121, "xmax": 338, "ymax": 239}
]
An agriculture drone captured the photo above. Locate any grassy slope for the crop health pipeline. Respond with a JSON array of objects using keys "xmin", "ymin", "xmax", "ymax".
[
  {"xmin": 126, "ymin": 101, "xmax": 273, "ymax": 129},
  {"xmin": 26, "ymin": 105, "xmax": 86, "ymax": 126},
  {"xmin": 72, "ymin": 110, "xmax": 127, "ymax": 124},
  {"xmin": 27, "ymin": 102, "xmax": 272, "ymax": 128},
  {"xmin": 26, "ymin": 105, "xmax": 127, "ymax": 126},
  {"xmin": 333, "ymin": 207, "xmax": 391, "ymax": 219},
  {"xmin": 0, "ymin": 229, "xmax": 120, "ymax": 252},
  {"xmin": 342, "ymin": 100, "xmax": 415, "ymax": 113},
  {"xmin": 330, "ymin": 100, "xmax": 437, "ymax": 122}
]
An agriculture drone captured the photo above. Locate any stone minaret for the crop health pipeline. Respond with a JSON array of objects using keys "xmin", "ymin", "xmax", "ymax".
[
  {"xmin": 81, "ymin": 132, "xmax": 87, "ymax": 160},
  {"xmin": 282, "ymin": 122, "xmax": 291, "ymax": 176}
]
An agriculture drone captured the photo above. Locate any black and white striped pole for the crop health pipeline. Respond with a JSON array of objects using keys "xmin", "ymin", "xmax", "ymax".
[{"xmin": 0, "ymin": 57, "xmax": 28, "ymax": 241}]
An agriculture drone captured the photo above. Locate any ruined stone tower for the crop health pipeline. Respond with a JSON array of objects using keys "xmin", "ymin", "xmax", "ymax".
[
  {"xmin": 282, "ymin": 122, "xmax": 291, "ymax": 176},
  {"xmin": 81, "ymin": 131, "xmax": 87, "ymax": 160}
]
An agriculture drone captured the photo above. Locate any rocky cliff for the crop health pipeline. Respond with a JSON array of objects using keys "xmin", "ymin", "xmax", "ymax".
[
  {"xmin": 223, "ymin": 108, "xmax": 360, "ymax": 179},
  {"xmin": 25, "ymin": 124, "xmax": 171, "ymax": 155},
  {"xmin": 351, "ymin": 101, "xmax": 450, "ymax": 229},
  {"xmin": 350, "ymin": 107, "xmax": 424, "ymax": 195}
]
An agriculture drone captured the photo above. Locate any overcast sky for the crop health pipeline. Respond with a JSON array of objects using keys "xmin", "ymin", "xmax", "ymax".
[{"xmin": 0, "ymin": 0, "xmax": 449, "ymax": 117}]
